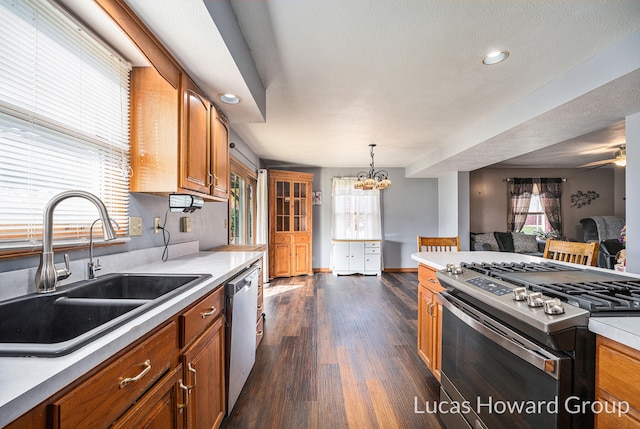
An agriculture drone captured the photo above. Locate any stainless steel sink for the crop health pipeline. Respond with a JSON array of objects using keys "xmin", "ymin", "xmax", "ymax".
[{"xmin": 0, "ymin": 273, "xmax": 209, "ymax": 357}]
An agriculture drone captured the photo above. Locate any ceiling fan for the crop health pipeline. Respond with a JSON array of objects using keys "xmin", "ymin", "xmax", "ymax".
[{"xmin": 580, "ymin": 144, "xmax": 626, "ymax": 168}]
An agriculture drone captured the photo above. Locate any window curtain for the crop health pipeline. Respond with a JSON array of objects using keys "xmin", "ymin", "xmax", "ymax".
[
  {"xmin": 331, "ymin": 177, "xmax": 381, "ymax": 240},
  {"xmin": 539, "ymin": 178, "xmax": 563, "ymax": 236},
  {"xmin": 507, "ymin": 179, "xmax": 534, "ymax": 232}
]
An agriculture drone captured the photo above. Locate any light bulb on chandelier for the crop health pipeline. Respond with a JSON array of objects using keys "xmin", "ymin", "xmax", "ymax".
[{"xmin": 354, "ymin": 144, "xmax": 391, "ymax": 190}]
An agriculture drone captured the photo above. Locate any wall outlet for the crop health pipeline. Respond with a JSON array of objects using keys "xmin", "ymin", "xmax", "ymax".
[
  {"xmin": 129, "ymin": 217, "xmax": 143, "ymax": 236},
  {"xmin": 153, "ymin": 217, "xmax": 162, "ymax": 234}
]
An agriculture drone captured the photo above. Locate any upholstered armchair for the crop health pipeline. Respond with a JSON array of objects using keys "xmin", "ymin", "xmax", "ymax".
[{"xmin": 579, "ymin": 216, "xmax": 625, "ymax": 268}]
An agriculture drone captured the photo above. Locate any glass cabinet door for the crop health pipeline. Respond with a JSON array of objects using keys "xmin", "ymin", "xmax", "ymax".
[
  {"xmin": 275, "ymin": 180, "xmax": 291, "ymax": 232},
  {"xmin": 275, "ymin": 180, "xmax": 308, "ymax": 232},
  {"xmin": 293, "ymin": 182, "xmax": 307, "ymax": 232}
]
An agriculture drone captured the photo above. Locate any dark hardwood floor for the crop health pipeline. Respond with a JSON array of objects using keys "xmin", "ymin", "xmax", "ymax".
[{"xmin": 221, "ymin": 272, "xmax": 444, "ymax": 429}]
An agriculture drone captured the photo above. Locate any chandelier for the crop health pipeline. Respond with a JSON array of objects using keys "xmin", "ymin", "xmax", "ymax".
[{"xmin": 354, "ymin": 144, "xmax": 391, "ymax": 190}]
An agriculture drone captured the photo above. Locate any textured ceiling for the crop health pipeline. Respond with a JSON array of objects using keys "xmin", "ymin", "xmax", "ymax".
[{"xmin": 117, "ymin": 1, "xmax": 640, "ymax": 176}]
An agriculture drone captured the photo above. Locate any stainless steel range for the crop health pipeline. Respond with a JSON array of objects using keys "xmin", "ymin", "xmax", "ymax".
[{"xmin": 435, "ymin": 261, "xmax": 640, "ymax": 429}]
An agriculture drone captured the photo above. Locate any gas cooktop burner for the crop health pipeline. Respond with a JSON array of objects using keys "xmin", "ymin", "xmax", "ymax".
[{"xmin": 460, "ymin": 261, "xmax": 640, "ymax": 313}]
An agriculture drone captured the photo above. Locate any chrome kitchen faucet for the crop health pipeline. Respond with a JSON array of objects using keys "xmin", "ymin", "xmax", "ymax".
[{"xmin": 35, "ymin": 190, "xmax": 118, "ymax": 293}]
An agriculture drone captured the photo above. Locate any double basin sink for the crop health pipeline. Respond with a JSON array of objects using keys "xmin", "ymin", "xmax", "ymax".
[{"xmin": 0, "ymin": 273, "xmax": 210, "ymax": 357}]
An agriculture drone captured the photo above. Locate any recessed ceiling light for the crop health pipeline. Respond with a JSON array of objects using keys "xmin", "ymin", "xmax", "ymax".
[
  {"xmin": 218, "ymin": 93, "xmax": 242, "ymax": 105},
  {"xmin": 482, "ymin": 50, "xmax": 509, "ymax": 65}
]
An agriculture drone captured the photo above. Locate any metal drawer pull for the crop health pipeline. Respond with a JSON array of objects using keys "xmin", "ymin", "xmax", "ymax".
[
  {"xmin": 256, "ymin": 330, "xmax": 264, "ymax": 336},
  {"xmin": 187, "ymin": 362, "xmax": 197, "ymax": 389},
  {"xmin": 257, "ymin": 305, "xmax": 263, "ymax": 311},
  {"xmin": 178, "ymin": 379, "xmax": 189, "ymax": 412},
  {"xmin": 119, "ymin": 360, "xmax": 151, "ymax": 388},
  {"xmin": 428, "ymin": 279, "xmax": 438, "ymax": 284},
  {"xmin": 200, "ymin": 307, "xmax": 217, "ymax": 318}
]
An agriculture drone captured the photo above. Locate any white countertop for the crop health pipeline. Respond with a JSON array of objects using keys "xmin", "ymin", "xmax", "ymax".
[
  {"xmin": 0, "ymin": 250, "xmax": 263, "ymax": 427},
  {"xmin": 411, "ymin": 251, "xmax": 545, "ymax": 270},
  {"xmin": 412, "ymin": 251, "xmax": 640, "ymax": 352}
]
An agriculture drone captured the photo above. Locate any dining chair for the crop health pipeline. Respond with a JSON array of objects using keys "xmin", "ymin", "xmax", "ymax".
[
  {"xmin": 417, "ymin": 236, "xmax": 461, "ymax": 252},
  {"xmin": 542, "ymin": 239, "xmax": 599, "ymax": 266}
]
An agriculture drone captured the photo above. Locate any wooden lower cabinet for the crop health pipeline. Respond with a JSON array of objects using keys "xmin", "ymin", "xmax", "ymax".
[
  {"xmin": 112, "ymin": 365, "xmax": 185, "ymax": 429},
  {"xmin": 6, "ymin": 280, "xmax": 234, "ymax": 429},
  {"xmin": 417, "ymin": 263, "xmax": 443, "ymax": 382},
  {"xmin": 595, "ymin": 335, "xmax": 640, "ymax": 428},
  {"xmin": 181, "ymin": 316, "xmax": 225, "ymax": 429},
  {"xmin": 51, "ymin": 322, "xmax": 178, "ymax": 429}
]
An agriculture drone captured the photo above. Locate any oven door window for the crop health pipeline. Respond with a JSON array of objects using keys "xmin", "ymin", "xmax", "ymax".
[{"xmin": 441, "ymin": 306, "xmax": 572, "ymax": 429}]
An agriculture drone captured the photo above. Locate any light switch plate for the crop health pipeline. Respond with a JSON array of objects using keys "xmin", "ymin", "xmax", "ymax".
[{"xmin": 129, "ymin": 217, "xmax": 143, "ymax": 236}]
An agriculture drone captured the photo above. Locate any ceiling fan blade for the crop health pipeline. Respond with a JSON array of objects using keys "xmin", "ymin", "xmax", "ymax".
[{"xmin": 579, "ymin": 159, "xmax": 614, "ymax": 168}]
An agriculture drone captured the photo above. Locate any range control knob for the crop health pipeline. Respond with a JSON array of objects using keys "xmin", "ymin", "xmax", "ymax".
[
  {"xmin": 544, "ymin": 298, "xmax": 565, "ymax": 315},
  {"xmin": 512, "ymin": 287, "xmax": 528, "ymax": 301},
  {"xmin": 526, "ymin": 292, "xmax": 545, "ymax": 308}
]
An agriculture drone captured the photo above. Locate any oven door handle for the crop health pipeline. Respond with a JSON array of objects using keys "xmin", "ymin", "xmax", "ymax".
[{"xmin": 439, "ymin": 292, "xmax": 562, "ymax": 379}]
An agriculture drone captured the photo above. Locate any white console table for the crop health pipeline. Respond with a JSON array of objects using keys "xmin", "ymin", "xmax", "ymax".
[{"xmin": 331, "ymin": 240, "xmax": 382, "ymax": 276}]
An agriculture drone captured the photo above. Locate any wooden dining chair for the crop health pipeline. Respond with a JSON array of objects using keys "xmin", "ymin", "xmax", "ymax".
[
  {"xmin": 542, "ymin": 239, "xmax": 599, "ymax": 266},
  {"xmin": 417, "ymin": 236, "xmax": 461, "ymax": 252}
]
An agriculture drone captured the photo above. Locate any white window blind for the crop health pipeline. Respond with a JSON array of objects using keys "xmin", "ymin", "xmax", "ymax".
[{"xmin": 0, "ymin": 0, "xmax": 131, "ymax": 248}]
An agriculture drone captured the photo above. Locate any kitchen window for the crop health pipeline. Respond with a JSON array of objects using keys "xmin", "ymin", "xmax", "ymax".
[
  {"xmin": 229, "ymin": 157, "xmax": 257, "ymax": 245},
  {"xmin": 0, "ymin": 0, "xmax": 131, "ymax": 253}
]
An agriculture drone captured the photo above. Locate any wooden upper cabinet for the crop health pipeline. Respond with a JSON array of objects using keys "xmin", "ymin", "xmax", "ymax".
[
  {"xmin": 180, "ymin": 75, "xmax": 210, "ymax": 195},
  {"xmin": 211, "ymin": 108, "xmax": 230, "ymax": 200},
  {"xmin": 129, "ymin": 66, "xmax": 229, "ymax": 202}
]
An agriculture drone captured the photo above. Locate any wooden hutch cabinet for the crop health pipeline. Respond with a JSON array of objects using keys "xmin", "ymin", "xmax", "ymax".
[{"xmin": 268, "ymin": 170, "xmax": 313, "ymax": 278}]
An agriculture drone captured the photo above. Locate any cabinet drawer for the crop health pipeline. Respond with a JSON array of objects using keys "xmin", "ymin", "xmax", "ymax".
[
  {"xmin": 365, "ymin": 247, "xmax": 381, "ymax": 254},
  {"xmin": 51, "ymin": 322, "xmax": 177, "ymax": 429},
  {"xmin": 256, "ymin": 317, "xmax": 264, "ymax": 348},
  {"xmin": 365, "ymin": 241, "xmax": 381, "ymax": 248},
  {"xmin": 273, "ymin": 234, "xmax": 289, "ymax": 243},
  {"xmin": 597, "ymin": 336, "xmax": 640, "ymax": 414},
  {"xmin": 180, "ymin": 285, "xmax": 224, "ymax": 348},
  {"xmin": 293, "ymin": 234, "xmax": 310, "ymax": 243},
  {"xmin": 418, "ymin": 264, "xmax": 444, "ymax": 293}
]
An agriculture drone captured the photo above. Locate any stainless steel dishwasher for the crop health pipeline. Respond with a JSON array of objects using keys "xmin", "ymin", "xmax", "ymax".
[{"xmin": 225, "ymin": 265, "xmax": 260, "ymax": 415}]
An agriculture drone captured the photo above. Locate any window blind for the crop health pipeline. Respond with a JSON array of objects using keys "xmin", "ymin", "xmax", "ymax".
[{"xmin": 0, "ymin": 0, "xmax": 131, "ymax": 247}]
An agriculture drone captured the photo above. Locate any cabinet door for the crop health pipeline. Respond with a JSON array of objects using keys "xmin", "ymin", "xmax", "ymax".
[
  {"xmin": 364, "ymin": 253, "xmax": 381, "ymax": 272},
  {"xmin": 211, "ymin": 110, "xmax": 229, "ymax": 199},
  {"xmin": 417, "ymin": 285, "xmax": 433, "ymax": 368},
  {"xmin": 111, "ymin": 365, "xmax": 185, "ymax": 429},
  {"xmin": 292, "ymin": 241, "xmax": 310, "ymax": 276},
  {"xmin": 349, "ymin": 242, "xmax": 365, "ymax": 272},
  {"xmin": 332, "ymin": 241, "xmax": 350, "ymax": 271},
  {"xmin": 180, "ymin": 76, "xmax": 210, "ymax": 194},
  {"xmin": 271, "ymin": 241, "xmax": 292, "ymax": 278},
  {"xmin": 182, "ymin": 316, "xmax": 225, "ymax": 429}
]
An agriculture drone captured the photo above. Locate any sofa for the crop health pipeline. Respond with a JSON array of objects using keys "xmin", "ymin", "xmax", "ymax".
[{"xmin": 471, "ymin": 231, "xmax": 545, "ymax": 256}]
